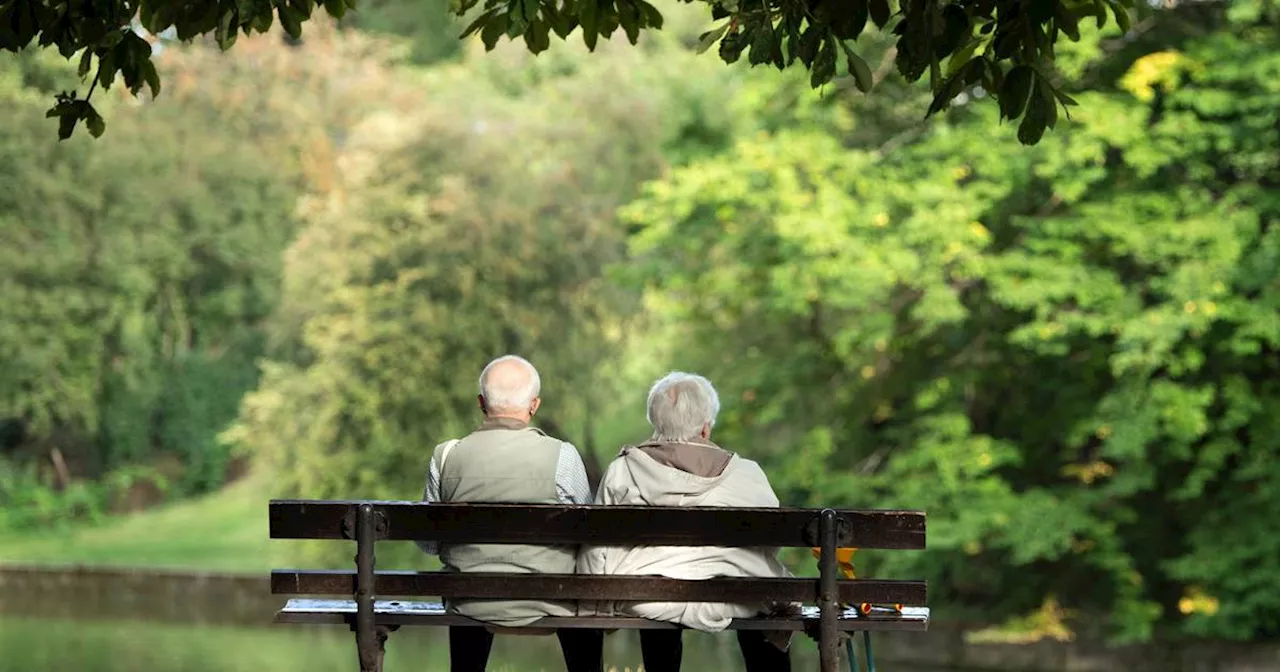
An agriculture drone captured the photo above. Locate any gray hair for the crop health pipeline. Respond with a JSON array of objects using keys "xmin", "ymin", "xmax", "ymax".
[
  {"xmin": 646, "ymin": 372, "xmax": 720, "ymax": 442},
  {"xmin": 478, "ymin": 355, "xmax": 541, "ymax": 412}
]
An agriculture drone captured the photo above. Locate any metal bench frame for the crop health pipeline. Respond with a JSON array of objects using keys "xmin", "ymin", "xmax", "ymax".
[{"xmin": 269, "ymin": 501, "xmax": 929, "ymax": 672}]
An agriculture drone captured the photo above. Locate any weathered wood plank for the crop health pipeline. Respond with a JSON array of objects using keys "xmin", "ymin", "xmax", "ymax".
[
  {"xmin": 270, "ymin": 570, "xmax": 927, "ymax": 606},
  {"xmin": 275, "ymin": 598, "xmax": 931, "ymax": 632},
  {"xmin": 268, "ymin": 501, "xmax": 926, "ymax": 549}
]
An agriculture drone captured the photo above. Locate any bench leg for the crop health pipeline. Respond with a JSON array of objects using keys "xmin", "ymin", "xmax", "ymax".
[
  {"xmin": 351, "ymin": 503, "xmax": 389, "ymax": 672},
  {"xmin": 817, "ymin": 509, "xmax": 840, "ymax": 672},
  {"xmin": 352, "ymin": 624, "xmax": 394, "ymax": 672}
]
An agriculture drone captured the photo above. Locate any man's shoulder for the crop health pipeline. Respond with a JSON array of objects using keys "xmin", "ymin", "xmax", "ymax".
[
  {"xmin": 539, "ymin": 432, "xmax": 577, "ymax": 453},
  {"xmin": 555, "ymin": 439, "xmax": 582, "ymax": 456},
  {"xmin": 433, "ymin": 438, "xmax": 461, "ymax": 449},
  {"xmin": 429, "ymin": 438, "xmax": 462, "ymax": 463}
]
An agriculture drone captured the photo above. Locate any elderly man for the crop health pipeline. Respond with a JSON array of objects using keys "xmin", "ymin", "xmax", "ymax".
[
  {"xmin": 578, "ymin": 372, "xmax": 793, "ymax": 672},
  {"xmin": 416, "ymin": 355, "xmax": 602, "ymax": 672}
]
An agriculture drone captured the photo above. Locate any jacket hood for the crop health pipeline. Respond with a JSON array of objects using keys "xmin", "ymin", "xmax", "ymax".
[{"xmin": 618, "ymin": 441, "xmax": 739, "ymax": 505}]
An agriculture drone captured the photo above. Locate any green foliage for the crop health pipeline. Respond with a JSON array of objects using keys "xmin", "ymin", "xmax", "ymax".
[
  {"xmin": 0, "ymin": 35, "xmax": 338, "ymax": 525},
  {"xmin": 3, "ymin": 0, "xmax": 1146, "ymax": 143},
  {"xmin": 156, "ymin": 351, "xmax": 263, "ymax": 492},
  {"xmin": 0, "ymin": 459, "xmax": 104, "ymax": 529},
  {"xmin": 452, "ymin": 0, "xmax": 1135, "ymax": 147},
  {"xmin": 224, "ymin": 32, "xmax": 741, "ymax": 566},
  {"xmin": 0, "ymin": 24, "xmax": 422, "ymax": 530},
  {"xmin": 0, "ymin": 457, "xmax": 168, "ymax": 530},
  {"xmin": 621, "ymin": 9, "xmax": 1280, "ymax": 642},
  {"xmin": 342, "ymin": 0, "xmax": 465, "ymax": 65}
]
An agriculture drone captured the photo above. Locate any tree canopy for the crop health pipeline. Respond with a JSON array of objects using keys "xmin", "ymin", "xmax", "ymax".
[{"xmin": 0, "ymin": 0, "xmax": 1145, "ymax": 142}]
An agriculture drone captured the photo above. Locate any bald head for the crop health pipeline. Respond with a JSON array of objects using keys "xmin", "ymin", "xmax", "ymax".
[{"xmin": 478, "ymin": 355, "xmax": 542, "ymax": 420}]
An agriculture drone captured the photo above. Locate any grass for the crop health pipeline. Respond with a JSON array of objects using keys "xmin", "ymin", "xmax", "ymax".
[
  {"xmin": 0, "ymin": 469, "xmax": 442, "ymax": 573},
  {"xmin": 0, "ymin": 474, "xmax": 272, "ymax": 573}
]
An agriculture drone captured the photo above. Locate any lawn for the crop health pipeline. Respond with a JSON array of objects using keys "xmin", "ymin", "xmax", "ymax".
[
  {"xmin": 0, "ymin": 475, "xmax": 272, "ymax": 573},
  {"xmin": 0, "ymin": 472, "xmax": 444, "ymax": 573}
]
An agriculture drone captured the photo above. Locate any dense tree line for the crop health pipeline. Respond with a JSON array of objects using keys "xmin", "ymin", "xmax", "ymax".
[{"xmin": 0, "ymin": 19, "xmax": 422, "ymax": 524}]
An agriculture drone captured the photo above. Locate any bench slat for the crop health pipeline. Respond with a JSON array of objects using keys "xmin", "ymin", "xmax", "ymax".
[
  {"xmin": 268, "ymin": 501, "xmax": 925, "ymax": 549},
  {"xmin": 271, "ymin": 570, "xmax": 927, "ymax": 606},
  {"xmin": 275, "ymin": 599, "xmax": 930, "ymax": 632}
]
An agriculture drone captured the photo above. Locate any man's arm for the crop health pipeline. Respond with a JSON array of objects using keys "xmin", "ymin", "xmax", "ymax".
[
  {"xmin": 415, "ymin": 454, "xmax": 443, "ymax": 556},
  {"xmin": 555, "ymin": 443, "xmax": 594, "ymax": 505}
]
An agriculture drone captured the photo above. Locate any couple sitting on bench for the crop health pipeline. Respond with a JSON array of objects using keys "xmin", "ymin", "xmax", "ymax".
[{"xmin": 416, "ymin": 355, "xmax": 794, "ymax": 672}]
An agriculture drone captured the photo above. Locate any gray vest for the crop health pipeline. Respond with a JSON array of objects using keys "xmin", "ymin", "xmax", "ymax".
[{"xmin": 436, "ymin": 419, "xmax": 578, "ymax": 625}]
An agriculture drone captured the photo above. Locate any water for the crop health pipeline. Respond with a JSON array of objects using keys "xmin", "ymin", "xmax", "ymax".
[
  {"xmin": 0, "ymin": 567, "xmax": 972, "ymax": 672},
  {"xmin": 0, "ymin": 615, "xmax": 966, "ymax": 672}
]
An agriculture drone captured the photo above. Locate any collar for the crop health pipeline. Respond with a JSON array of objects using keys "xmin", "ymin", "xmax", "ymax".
[
  {"xmin": 478, "ymin": 416, "xmax": 544, "ymax": 434},
  {"xmin": 620, "ymin": 436, "xmax": 722, "ymax": 456}
]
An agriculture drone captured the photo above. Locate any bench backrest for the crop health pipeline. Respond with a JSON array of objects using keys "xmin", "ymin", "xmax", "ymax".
[
  {"xmin": 269, "ymin": 501, "xmax": 927, "ymax": 605},
  {"xmin": 269, "ymin": 501, "xmax": 926, "ymax": 549}
]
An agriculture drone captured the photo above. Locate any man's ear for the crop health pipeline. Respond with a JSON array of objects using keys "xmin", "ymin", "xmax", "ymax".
[
  {"xmin": 477, "ymin": 395, "xmax": 487, "ymax": 414},
  {"xmin": 529, "ymin": 397, "xmax": 542, "ymax": 416}
]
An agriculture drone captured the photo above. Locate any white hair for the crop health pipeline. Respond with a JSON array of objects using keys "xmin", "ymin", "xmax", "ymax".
[
  {"xmin": 646, "ymin": 371, "xmax": 720, "ymax": 442},
  {"xmin": 478, "ymin": 355, "xmax": 541, "ymax": 412}
]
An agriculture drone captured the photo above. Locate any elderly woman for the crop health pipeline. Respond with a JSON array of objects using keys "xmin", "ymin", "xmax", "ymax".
[{"xmin": 578, "ymin": 372, "xmax": 793, "ymax": 672}]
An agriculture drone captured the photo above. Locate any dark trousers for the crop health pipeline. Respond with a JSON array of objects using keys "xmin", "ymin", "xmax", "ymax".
[
  {"xmin": 448, "ymin": 626, "xmax": 604, "ymax": 672},
  {"xmin": 639, "ymin": 629, "xmax": 792, "ymax": 672}
]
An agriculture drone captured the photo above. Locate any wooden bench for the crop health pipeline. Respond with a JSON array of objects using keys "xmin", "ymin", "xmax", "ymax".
[{"xmin": 269, "ymin": 500, "xmax": 928, "ymax": 672}]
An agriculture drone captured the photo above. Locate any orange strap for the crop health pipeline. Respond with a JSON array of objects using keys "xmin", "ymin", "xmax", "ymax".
[
  {"xmin": 811, "ymin": 548, "xmax": 904, "ymax": 613},
  {"xmin": 810, "ymin": 546, "xmax": 857, "ymax": 578}
]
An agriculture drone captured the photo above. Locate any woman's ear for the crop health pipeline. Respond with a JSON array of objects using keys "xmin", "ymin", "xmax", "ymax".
[{"xmin": 700, "ymin": 423, "xmax": 711, "ymax": 439}]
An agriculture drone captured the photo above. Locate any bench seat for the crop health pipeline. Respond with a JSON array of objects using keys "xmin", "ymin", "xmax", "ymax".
[{"xmin": 276, "ymin": 598, "xmax": 931, "ymax": 632}]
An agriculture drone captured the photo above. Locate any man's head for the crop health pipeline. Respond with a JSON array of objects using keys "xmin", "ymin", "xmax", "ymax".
[
  {"xmin": 478, "ymin": 355, "xmax": 542, "ymax": 421},
  {"xmin": 646, "ymin": 371, "xmax": 721, "ymax": 442}
]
